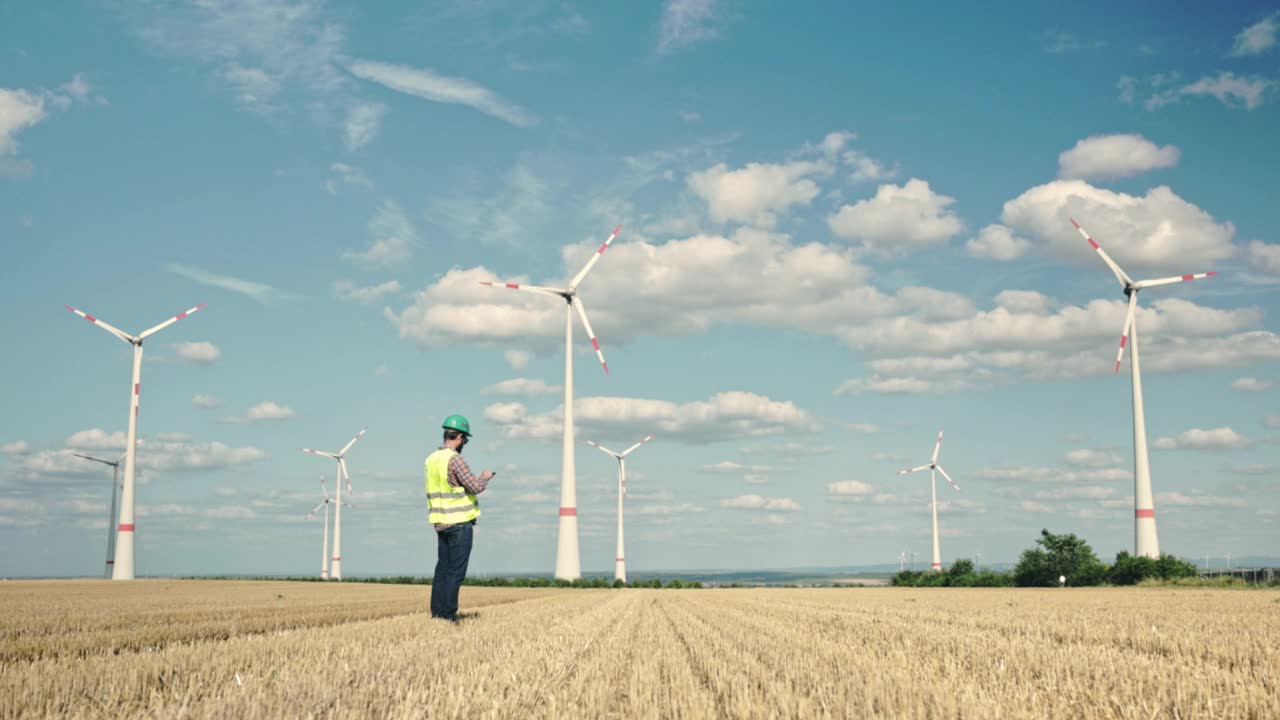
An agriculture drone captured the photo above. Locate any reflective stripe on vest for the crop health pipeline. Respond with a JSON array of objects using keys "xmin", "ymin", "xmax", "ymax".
[{"xmin": 425, "ymin": 448, "xmax": 480, "ymax": 525}]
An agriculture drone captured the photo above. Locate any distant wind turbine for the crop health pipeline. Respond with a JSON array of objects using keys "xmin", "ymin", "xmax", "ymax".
[
  {"xmin": 897, "ymin": 428, "xmax": 961, "ymax": 572},
  {"xmin": 65, "ymin": 302, "xmax": 206, "ymax": 579},
  {"xmin": 74, "ymin": 451, "xmax": 126, "ymax": 578},
  {"xmin": 584, "ymin": 434, "xmax": 654, "ymax": 583},
  {"xmin": 301, "ymin": 428, "xmax": 365, "ymax": 580}
]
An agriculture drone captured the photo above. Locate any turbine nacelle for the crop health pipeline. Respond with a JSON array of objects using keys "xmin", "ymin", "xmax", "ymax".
[{"xmin": 1070, "ymin": 217, "xmax": 1216, "ymax": 374}]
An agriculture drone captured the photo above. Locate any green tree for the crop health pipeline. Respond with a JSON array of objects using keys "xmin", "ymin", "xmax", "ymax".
[
  {"xmin": 949, "ymin": 559, "xmax": 975, "ymax": 577},
  {"xmin": 1014, "ymin": 529, "xmax": 1106, "ymax": 586}
]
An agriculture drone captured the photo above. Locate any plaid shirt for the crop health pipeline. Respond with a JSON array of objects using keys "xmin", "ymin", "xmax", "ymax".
[{"xmin": 446, "ymin": 449, "xmax": 489, "ymax": 495}]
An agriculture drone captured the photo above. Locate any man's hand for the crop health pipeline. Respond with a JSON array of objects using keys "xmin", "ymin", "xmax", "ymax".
[{"xmin": 480, "ymin": 470, "xmax": 495, "ymax": 482}]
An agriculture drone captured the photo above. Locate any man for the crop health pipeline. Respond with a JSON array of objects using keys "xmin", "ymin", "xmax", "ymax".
[{"xmin": 425, "ymin": 414, "xmax": 495, "ymax": 622}]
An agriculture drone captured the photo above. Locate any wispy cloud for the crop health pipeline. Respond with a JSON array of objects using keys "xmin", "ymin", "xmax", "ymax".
[
  {"xmin": 344, "ymin": 102, "xmax": 387, "ymax": 150},
  {"xmin": 657, "ymin": 0, "xmax": 721, "ymax": 55},
  {"xmin": 1230, "ymin": 11, "xmax": 1278, "ymax": 57},
  {"xmin": 334, "ymin": 279, "xmax": 401, "ymax": 304},
  {"xmin": 347, "ymin": 59, "xmax": 536, "ymax": 127},
  {"xmin": 166, "ymin": 263, "xmax": 299, "ymax": 304},
  {"xmin": 343, "ymin": 201, "xmax": 416, "ymax": 268}
]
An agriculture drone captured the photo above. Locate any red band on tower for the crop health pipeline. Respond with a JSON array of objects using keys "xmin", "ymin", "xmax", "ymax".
[
  {"xmin": 1135, "ymin": 509, "xmax": 1155, "ymax": 519},
  {"xmin": 559, "ymin": 507, "xmax": 577, "ymax": 517}
]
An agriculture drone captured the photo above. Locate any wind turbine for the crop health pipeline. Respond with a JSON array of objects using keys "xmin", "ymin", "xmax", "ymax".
[
  {"xmin": 897, "ymin": 428, "xmax": 960, "ymax": 572},
  {"xmin": 301, "ymin": 427, "xmax": 365, "ymax": 580},
  {"xmin": 74, "ymin": 451, "xmax": 127, "ymax": 578},
  {"xmin": 584, "ymin": 433, "xmax": 654, "ymax": 583},
  {"xmin": 1071, "ymin": 218, "xmax": 1216, "ymax": 559},
  {"xmin": 65, "ymin": 302, "xmax": 206, "ymax": 580},
  {"xmin": 305, "ymin": 475, "xmax": 334, "ymax": 580},
  {"xmin": 481, "ymin": 225, "xmax": 621, "ymax": 580}
]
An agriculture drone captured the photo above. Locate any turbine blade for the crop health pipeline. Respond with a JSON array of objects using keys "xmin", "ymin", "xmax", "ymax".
[
  {"xmin": 897, "ymin": 464, "xmax": 931, "ymax": 475},
  {"xmin": 584, "ymin": 439, "xmax": 621, "ymax": 457},
  {"xmin": 339, "ymin": 458, "xmax": 352, "ymax": 496},
  {"xmin": 936, "ymin": 465, "xmax": 961, "ymax": 492},
  {"xmin": 568, "ymin": 225, "xmax": 622, "ymax": 292},
  {"xmin": 306, "ymin": 502, "xmax": 325, "ymax": 518},
  {"xmin": 571, "ymin": 296, "xmax": 608, "ymax": 374},
  {"xmin": 1070, "ymin": 218, "xmax": 1133, "ymax": 287},
  {"xmin": 301, "ymin": 448, "xmax": 337, "ymax": 458},
  {"xmin": 931, "ymin": 428, "xmax": 943, "ymax": 463},
  {"xmin": 478, "ymin": 281, "xmax": 564, "ymax": 298},
  {"xmin": 65, "ymin": 305, "xmax": 134, "ymax": 344},
  {"xmin": 620, "ymin": 434, "xmax": 655, "ymax": 457},
  {"xmin": 339, "ymin": 427, "xmax": 367, "ymax": 456},
  {"xmin": 139, "ymin": 303, "xmax": 207, "ymax": 340},
  {"xmin": 73, "ymin": 453, "xmax": 115, "ymax": 467},
  {"xmin": 1133, "ymin": 272, "xmax": 1217, "ymax": 290},
  {"xmin": 1115, "ymin": 293, "xmax": 1137, "ymax": 374},
  {"xmin": 320, "ymin": 475, "xmax": 328, "ymax": 499}
]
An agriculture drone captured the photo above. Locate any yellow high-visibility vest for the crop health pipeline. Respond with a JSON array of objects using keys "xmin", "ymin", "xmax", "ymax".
[{"xmin": 425, "ymin": 448, "xmax": 480, "ymax": 525}]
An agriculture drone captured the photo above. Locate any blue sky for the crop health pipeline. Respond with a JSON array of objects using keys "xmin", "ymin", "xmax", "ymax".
[{"xmin": 2, "ymin": 1, "xmax": 1278, "ymax": 578}]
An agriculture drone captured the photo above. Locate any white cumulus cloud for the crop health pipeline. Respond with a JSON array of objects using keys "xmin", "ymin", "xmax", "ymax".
[
  {"xmin": 1001, "ymin": 179, "xmax": 1237, "ymax": 274},
  {"xmin": 1153, "ymin": 427, "xmax": 1251, "ymax": 451},
  {"xmin": 1057, "ymin": 133, "xmax": 1180, "ymax": 180},
  {"xmin": 966, "ymin": 224, "xmax": 1031, "ymax": 261},
  {"xmin": 827, "ymin": 179, "xmax": 964, "ymax": 253},
  {"xmin": 1247, "ymin": 240, "xmax": 1280, "ymax": 275},
  {"xmin": 827, "ymin": 480, "xmax": 874, "ymax": 496},
  {"xmin": 173, "ymin": 341, "xmax": 221, "ymax": 364},
  {"xmin": 720, "ymin": 494, "xmax": 801, "ymax": 511},
  {"xmin": 687, "ymin": 160, "xmax": 827, "ymax": 228},
  {"xmin": 1231, "ymin": 377, "xmax": 1273, "ymax": 391}
]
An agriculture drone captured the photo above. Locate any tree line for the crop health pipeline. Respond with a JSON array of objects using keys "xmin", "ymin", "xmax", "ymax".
[{"xmin": 892, "ymin": 529, "xmax": 1201, "ymax": 587}]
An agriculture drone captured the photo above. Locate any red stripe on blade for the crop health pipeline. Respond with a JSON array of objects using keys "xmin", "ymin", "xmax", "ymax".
[
  {"xmin": 1135, "ymin": 509, "xmax": 1155, "ymax": 519},
  {"xmin": 176, "ymin": 311, "xmax": 187, "ymax": 319},
  {"xmin": 591, "ymin": 338, "xmax": 600, "ymax": 350},
  {"xmin": 118, "ymin": 524, "xmax": 135, "ymax": 532},
  {"xmin": 1181, "ymin": 274, "xmax": 1194, "ymax": 281},
  {"xmin": 85, "ymin": 314, "xmax": 97, "ymax": 322},
  {"xmin": 559, "ymin": 507, "xmax": 577, "ymax": 517},
  {"xmin": 134, "ymin": 383, "xmax": 140, "ymax": 395},
  {"xmin": 1088, "ymin": 239, "xmax": 1099, "ymax": 249},
  {"xmin": 505, "ymin": 283, "xmax": 520, "ymax": 289},
  {"xmin": 597, "ymin": 242, "xmax": 608, "ymax": 254},
  {"xmin": 1119, "ymin": 336, "xmax": 1127, "ymax": 348}
]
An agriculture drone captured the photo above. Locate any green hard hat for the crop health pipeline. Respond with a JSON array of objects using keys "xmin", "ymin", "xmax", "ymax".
[{"xmin": 442, "ymin": 414, "xmax": 471, "ymax": 435}]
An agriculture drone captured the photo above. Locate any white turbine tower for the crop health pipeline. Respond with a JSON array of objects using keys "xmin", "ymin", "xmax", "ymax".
[
  {"xmin": 65, "ymin": 302, "xmax": 206, "ymax": 580},
  {"xmin": 897, "ymin": 428, "xmax": 960, "ymax": 572},
  {"xmin": 584, "ymin": 434, "xmax": 654, "ymax": 583},
  {"xmin": 1071, "ymin": 218, "xmax": 1216, "ymax": 559},
  {"xmin": 305, "ymin": 475, "xmax": 334, "ymax": 580},
  {"xmin": 301, "ymin": 427, "xmax": 365, "ymax": 580},
  {"xmin": 74, "ymin": 451, "xmax": 126, "ymax": 578},
  {"xmin": 481, "ymin": 225, "xmax": 621, "ymax": 580}
]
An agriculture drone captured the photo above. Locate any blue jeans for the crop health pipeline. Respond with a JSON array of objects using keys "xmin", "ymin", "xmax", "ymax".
[{"xmin": 431, "ymin": 521, "xmax": 474, "ymax": 620}]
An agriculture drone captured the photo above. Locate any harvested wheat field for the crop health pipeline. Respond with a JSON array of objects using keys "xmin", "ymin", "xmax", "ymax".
[{"xmin": 2, "ymin": 580, "xmax": 1277, "ymax": 719}]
